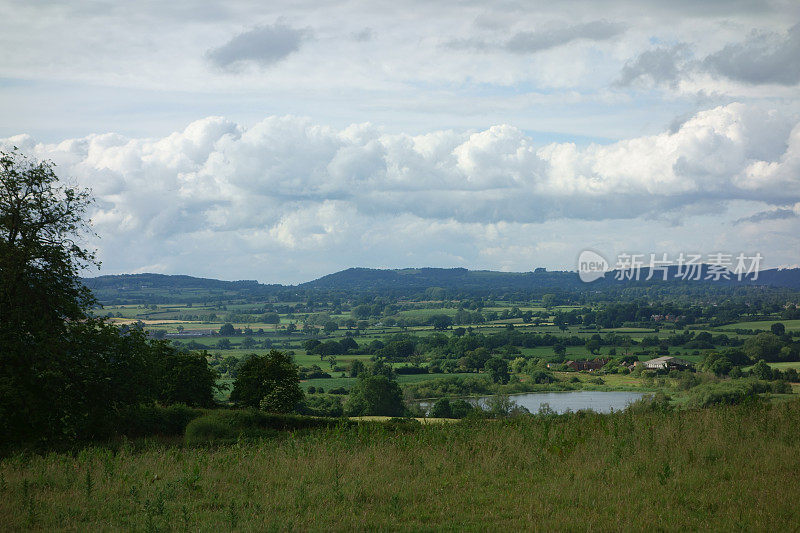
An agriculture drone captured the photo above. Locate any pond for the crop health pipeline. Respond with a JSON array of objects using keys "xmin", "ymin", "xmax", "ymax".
[{"xmin": 423, "ymin": 390, "xmax": 647, "ymax": 415}]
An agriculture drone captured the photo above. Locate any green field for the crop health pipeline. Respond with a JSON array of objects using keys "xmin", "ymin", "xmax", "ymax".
[
  {"xmin": 3, "ymin": 401, "xmax": 800, "ymax": 530},
  {"xmin": 93, "ymin": 295, "xmax": 800, "ymax": 405},
  {"xmin": 719, "ymin": 319, "xmax": 800, "ymax": 331}
]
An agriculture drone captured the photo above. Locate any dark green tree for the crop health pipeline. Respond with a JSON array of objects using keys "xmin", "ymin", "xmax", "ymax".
[
  {"xmin": 339, "ymin": 336, "xmax": 359, "ymax": 352},
  {"xmin": 553, "ymin": 343, "xmax": 567, "ymax": 361},
  {"xmin": 449, "ymin": 399, "xmax": 474, "ymax": 418},
  {"xmin": 158, "ymin": 347, "xmax": 221, "ymax": 407},
  {"xmin": 0, "ymin": 150, "xmax": 109, "ymax": 443},
  {"xmin": 345, "ymin": 375, "xmax": 405, "ymax": 416},
  {"xmin": 429, "ymin": 398, "xmax": 452, "ymax": 418},
  {"xmin": 303, "ymin": 339, "xmax": 322, "ymax": 352},
  {"xmin": 743, "ymin": 332, "xmax": 783, "ymax": 362},
  {"xmin": 585, "ymin": 337, "xmax": 601, "ymax": 356},
  {"xmin": 485, "ymin": 357, "xmax": 511, "ymax": 384},
  {"xmin": 771, "ymin": 323, "xmax": 786, "ymax": 337},
  {"xmin": 261, "ymin": 312, "xmax": 280, "ymax": 324},
  {"xmin": 0, "ymin": 150, "xmax": 226, "ymax": 445},
  {"xmin": 430, "ymin": 314, "xmax": 453, "ymax": 331},
  {"xmin": 229, "ymin": 350, "xmax": 304, "ymax": 412},
  {"xmin": 349, "ymin": 359, "xmax": 366, "ymax": 377},
  {"xmin": 752, "ymin": 359, "xmax": 773, "ymax": 381}
]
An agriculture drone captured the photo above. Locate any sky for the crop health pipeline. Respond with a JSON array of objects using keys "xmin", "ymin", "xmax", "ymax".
[{"xmin": 1, "ymin": 0, "xmax": 800, "ymax": 284}]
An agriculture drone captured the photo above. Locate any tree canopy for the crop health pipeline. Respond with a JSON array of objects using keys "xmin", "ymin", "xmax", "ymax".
[
  {"xmin": 230, "ymin": 350, "xmax": 304, "ymax": 412},
  {"xmin": 0, "ymin": 149, "xmax": 220, "ymax": 446}
]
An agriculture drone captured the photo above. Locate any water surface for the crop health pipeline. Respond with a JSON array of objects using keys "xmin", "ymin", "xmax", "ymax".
[{"xmin": 424, "ymin": 390, "xmax": 646, "ymax": 415}]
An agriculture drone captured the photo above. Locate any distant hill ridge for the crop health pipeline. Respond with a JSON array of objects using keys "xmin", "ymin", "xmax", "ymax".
[
  {"xmin": 84, "ymin": 273, "xmax": 266, "ymax": 290},
  {"xmin": 82, "ymin": 265, "xmax": 800, "ymax": 293}
]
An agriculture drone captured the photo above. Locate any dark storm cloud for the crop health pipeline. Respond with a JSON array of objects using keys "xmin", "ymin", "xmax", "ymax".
[{"xmin": 206, "ymin": 23, "xmax": 309, "ymax": 70}]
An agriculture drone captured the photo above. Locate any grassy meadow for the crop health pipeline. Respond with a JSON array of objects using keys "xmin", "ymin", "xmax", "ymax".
[{"xmin": 3, "ymin": 400, "xmax": 800, "ymax": 531}]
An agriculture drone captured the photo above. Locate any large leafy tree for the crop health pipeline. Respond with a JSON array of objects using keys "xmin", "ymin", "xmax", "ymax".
[
  {"xmin": 484, "ymin": 356, "xmax": 510, "ymax": 384},
  {"xmin": 0, "ymin": 149, "xmax": 220, "ymax": 446},
  {"xmin": 157, "ymin": 347, "xmax": 221, "ymax": 408},
  {"xmin": 0, "ymin": 149, "xmax": 104, "ymax": 443},
  {"xmin": 345, "ymin": 373, "xmax": 405, "ymax": 417},
  {"xmin": 743, "ymin": 332, "xmax": 784, "ymax": 362},
  {"xmin": 230, "ymin": 350, "xmax": 304, "ymax": 412},
  {"xmin": 0, "ymin": 149, "xmax": 97, "ymax": 338}
]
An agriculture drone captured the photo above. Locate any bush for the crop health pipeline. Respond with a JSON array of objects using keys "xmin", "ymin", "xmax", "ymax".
[
  {"xmin": 117, "ymin": 404, "xmax": 203, "ymax": 438},
  {"xmin": 299, "ymin": 395, "xmax": 345, "ymax": 417},
  {"xmin": 429, "ymin": 398, "xmax": 452, "ymax": 418},
  {"xmin": 772, "ymin": 380, "xmax": 792, "ymax": 394},
  {"xmin": 450, "ymin": 399, "xmax": 474, "ymax": 418},
  {"xmin": 687, "ymin": 380, "xmax": 772, "ymax": 408},
  {"xmin": 383, "ymin": 418, "xmax": 422, "ymax": 432},
  {"xmin": 345, "ymin": 375, "xmax": 405, "ymax": 417},
  {"xmin": 184, "ymin": 414, "xmax": 240, "ymax": 444},
  {"xmin": 530, "ymin": 370, "xmax": 556, "ymax": 384},
  {"xmin": 395, "ymin": 365, "xmax": 428, "ymax": 375},
  {"xmin": 185, "ymin": 410, "xmax": 351, "ymax": 445},
  {"xmin": 627, "ymin": 392, "xmax": 672, "ymax": 413}
]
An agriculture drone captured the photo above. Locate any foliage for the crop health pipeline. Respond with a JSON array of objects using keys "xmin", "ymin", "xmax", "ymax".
[
  {"xmin": 116, "ymin": 404, "xmax": 204, "ymax": 438},
  {"xmin": 743, "ymin": 332, "xmax": 785, "ymax": 362},
  {"xmin": 299, "ymin": 395, "xmax": 344, "ymax": 417},
  {"xmin": 751, "ymin": 360, "xmax": 774, "ymax": 381},
  {"xmin": 686, "ymin": 379, "xmax": 773, "ymax": 408},
  {"xmin": 345, "ymin": 375, "xmax": 405, "ymax": 417},
  {"xmin": 185, "ymin": 410, "xmax": 349, "ymax": 445},
  {"xmin": 0, "ymin": 149, "xmax": 104, "ymax": 445},
  {"xmin": 229, "ymin": 351, "xmax": 304, "ymax": 412},
  {"xmin": 158, "ymin": 348, "xmax": 221, "ymax": 407},
  {"xmin": 429, "ymin": 398, "xmax": 452, "ymax": 418},
  {"xmin": 430, "ymin": 314, "xmax": 453, "ymax": 330},
  {"xmin": 484, "ymin": 357, "xmax": 510, "ymax": 384}
]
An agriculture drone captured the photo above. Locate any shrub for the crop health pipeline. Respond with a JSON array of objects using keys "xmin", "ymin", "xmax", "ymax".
[
  {"xmin": 530, "ymin": 370, "xmax": 556, "ymax": 384},
  {"xmin": 299, "ymin": 395, "xmax": 345, "ymax": 417},
  {"xmin": 185, "ymin": 410, "xmax": 350, "ymax": 445},
  {"xmin": 184, "ymin": 415, "xmax": 240, "ymax": 444},
  {"xmin": 449, "ymin": 399, "xmax": 474, "ymax": 419},
  {"xmin": 686, "ymin": 380, "xmax": 771, "ymax": 408},
  {"xmin": 117, "ymin": 404, "xmax": 204, "ymax": 438},
  {"xmin": 395, "ymin": 365, "xmax": 428, "ymax": 375},
  {"xmin": 429, "ymin": 398, "xmax": 452, "ymax": 418},
  {"xmin": 345, "ymin": 375, "xmax": 405, "ymax": 417},
  {"xmin": 772, "ymin": 380, "xmax": 792, "ymax": 394}
]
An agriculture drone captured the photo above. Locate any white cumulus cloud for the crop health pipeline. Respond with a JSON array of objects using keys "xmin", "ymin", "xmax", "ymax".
[{"xmin": 3, "ymin": 102, "xmax": 799, "ymax": 282}]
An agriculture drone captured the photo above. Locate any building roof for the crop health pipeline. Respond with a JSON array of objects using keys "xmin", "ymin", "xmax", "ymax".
[{"xmin": 643, "ymin": 356, "xmax": 693, "ymax": 366}]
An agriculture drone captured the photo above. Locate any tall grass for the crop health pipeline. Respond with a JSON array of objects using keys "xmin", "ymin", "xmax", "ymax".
[{"xmin": 2, "ymin": 401, "xmax": 800, "ymax": 530}]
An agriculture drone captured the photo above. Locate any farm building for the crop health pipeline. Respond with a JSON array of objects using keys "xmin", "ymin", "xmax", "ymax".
[
  {"xmin": 642, "ymin": 356, "xmax": 694, "ymax": 371},
  {"xmin": 552, "ymin": 359, "xmax": 609, "ymax": 371}
]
